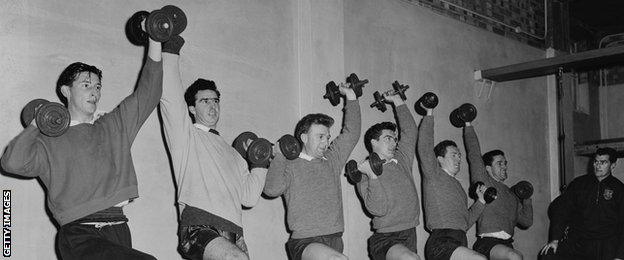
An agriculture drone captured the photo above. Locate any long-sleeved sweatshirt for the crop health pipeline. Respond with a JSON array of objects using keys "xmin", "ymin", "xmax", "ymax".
[
  {"xmin": 264, "ymin": 100, "xmax": 361, "ymax": 239},
  {"xmin": 357, "ymin": 104, "xmax": 420, "ymax": 233},
  {"xmin": 463, "ymin": 126, "xmax": 533, "ymax": 237},
  {"xmin": 1, "ymin": 58, "xmax": 162, "ymax": 226},
  {"xmin": 160, "ymin": 54, "xmax": 267, "ymax": 229},
  {"xmin": 416, "ymin": 115, "xmax": 484, "ymax": 231}
]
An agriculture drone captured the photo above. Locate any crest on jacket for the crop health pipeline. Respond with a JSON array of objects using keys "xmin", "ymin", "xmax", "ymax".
[{"xmin": 603, "ymin": 188, "xmax": 614, "ymax": 200}]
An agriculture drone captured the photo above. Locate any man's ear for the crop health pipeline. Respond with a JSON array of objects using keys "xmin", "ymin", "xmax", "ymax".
[
  {"xmin": 60, "ymin": 85, "xmax": 71, "ymax": 100},
  {"xmin": 485, "ymin": 165, "xmax": 492, "ymax": 173},
  {"xmin": 300, "ymin": 133, "xmax": 308, "ymax": 145},
  {"xmin": 436, "ymin": 156, "xmax": 444, "ymax": 165},
  {"xmin": 610, "ymin": 162, "xmax": 617, "ymax": 172},
  {"xmin": 188, "ymin": 106, "xmax": 196, "ymax": 116}
]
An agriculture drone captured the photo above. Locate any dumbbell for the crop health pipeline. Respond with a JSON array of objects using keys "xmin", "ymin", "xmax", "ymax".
[
  {"xmin": 511, "ymin": 180, "xmax": 534, "ymax": 200},
  {"xmin": 20, "ymin": 99, "xmax": 71, "ymax": 137},
  {"xmin": 125, "ymin": 5, "xmax": 187, "ymax": 45},
  {"xmin": 449, "ymin": 103, "xmax": 477, "ymax": 128},
  {"xmin": 370, "ymin": 81, "xmax": 410, "ymax": 112},
  {"xmin": 232, "ymin": 132, "xmax": 272, "ymax": 167},
  {"xmin": 233, "ymin": 132, "xmax": 302, "ymax": 165},
  {"xmin": 344, "ymin": 152, "xmax": 385, "ymax": 183},
  {"xmin": 323, "ymin": 73, "xmax": 369, "ymax": 106},
  {"xmin": 469, "ymin": 181, "xmax": 498, "ymax": 204},
  {"xmin": 413, "ymin": 92, "xmax": 439, "ymax": 116}
]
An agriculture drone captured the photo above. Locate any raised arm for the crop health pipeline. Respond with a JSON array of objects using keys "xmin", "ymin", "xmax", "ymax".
[
  {"xmin": 463, "ymin": 125, "xmax": 490, "ymax": 185},
  {"xmin": 111, "ymin": 39, "xmax": 163, "ymax": 141},
  {"xmin": 393, "ymin": 99, "xmax": 417, "ymax": 175},
  {"xmin": 263, "ymin": 153, "xmax": 290, "ymax": 197},
  {"xmin": 1, "ymin": 126, "xmax": 49, "ymax": 178},
  {"xmin": 417, "ymin": 115, "xmax": 438, "ymax": 179},
  {"xmin": 159, "ymin": 38, "xmax": 194, "ymax": 159},
  {"xmin": 326, "ymin": 96, "xmax": 362, "ymax": 172}
]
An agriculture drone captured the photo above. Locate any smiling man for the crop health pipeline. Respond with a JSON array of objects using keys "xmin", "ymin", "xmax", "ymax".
[
  {"xmin": 462, "ymin": 122, "xmax": 533, "ymax": 260},
  {"xmin": 356, "ymin": 93, "xmax": 421, "ymax": 260},
  {"xmin": 1, "ymin": 38, "xmax": 163, "ymax": 259},
  {"xmin": 540, "ymin": 147, "xmax": 624, "ymax": 260},
  {"xmin": 264, "ymin": 84, "xmax": 361, "ymax": 260},
  {"xmin": 417, "ymin": 106, "xmax": 487, "ymax": 260}
]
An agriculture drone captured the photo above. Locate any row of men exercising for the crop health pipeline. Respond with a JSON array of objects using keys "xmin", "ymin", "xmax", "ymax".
[
  {"xmin": 1, "ymin": 33, "xmax": 541, "ymax": 260},
  {"xmin": 4, "ymin": 2, "xmax": 620, "ymax": 259}
]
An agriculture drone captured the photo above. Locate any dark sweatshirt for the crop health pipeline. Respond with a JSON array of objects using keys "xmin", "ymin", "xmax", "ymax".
[
  {"xmin": 264, "ymin": 100, "xmax": 361, "ymax": 239},
  {"xmin": 1, "ymin": 58, "xmax": 162, "ymax": 226},
  {"xmin": 417, "ymin": 115, "xmax": 484, "ymax": 231},
  {"xmin": 357, "ymin": 104, "xmax": 420, "ymax": 233}
]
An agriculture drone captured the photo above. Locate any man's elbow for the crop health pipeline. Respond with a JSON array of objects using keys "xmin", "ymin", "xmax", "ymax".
[
  {"xmin": 262, "ymin": 187, "xmax": 282, "ymax": 198},
  {"xmin": 241, "ymin": 196, "xmax": 260, "ymax": 208}
]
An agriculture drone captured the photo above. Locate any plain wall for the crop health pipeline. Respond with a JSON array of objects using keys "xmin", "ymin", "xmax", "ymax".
[{"xmin": 1, "ymin": 0, "xmax": 554, "ymax": 259}]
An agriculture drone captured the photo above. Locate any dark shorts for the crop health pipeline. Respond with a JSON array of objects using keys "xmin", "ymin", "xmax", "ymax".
[
  {"xmin": 368, "ymin": 228, "xmax": 418, "ymax": 260},
  {"xmin": 473, "ymin": 237, "xmax": 514, "ymax": 257},
  {"xmin": 57, "ymin": 222, "xmax": 156, "ymax": 260},
  {"xmin": 425, "ymin": 229, "xmax": 467, "ymax": 260},
  {"xmin": 178, "ymin": 225, "xmax": 247, "ymax": 260},
  {"xmin": 286, "ymin": 232, "xmax": 344, "ymax": 260}
]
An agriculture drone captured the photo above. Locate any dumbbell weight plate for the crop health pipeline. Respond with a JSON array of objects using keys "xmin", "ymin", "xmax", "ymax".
[
  {"xmin": 449, "ymin": 108, "xmax": 464, "ymax": 128},
  {"xmin": 345, "ymin": 160, "xmax": 362, "ymax": 183},
  {"xmin": 369, "ymin": 152, "xmax": 384, "ymax": 176},
  {"xmin": 233, "ymin": 132, "xmax": 259, "ymax": 159},
  {"xmin": 323, "ymin": 81, "xmax": 340, "ymax": 107},
  {"xmin": 125, "ymin": 11, "xmax": 150, "ymax": 45},
  {"xmin": 278, "ymin": 134, "xmax": 301, "ymax": 160},
  {"xmin": 145, "ymin": 9, "xmax": 174, "ymax": 42},
  {"xmin": 346, "ymin": 73, "xmax": 367, "ymax": 98},
  {"xmin": 36, "ymin": 102, "xmax": 70, "ymax": 137},
  {"xmin": 392, "ymin": 81, "xmax": 409, "ymax": 100},
  {"xmin": 484, "ymin": 187, "xmax": 498, "ymax": 204},
  {"xmin": 459, "ymin": 103, "xmax": 477, "ymax": 123},
  {"xmin": 371, "ymin": 91, "xmax": 387, "ymax": 112},
  {"xmin": 21, "ymin": 99, "xmax": 49, "ymax": 128},
  {"xmin": 247, "ymin": 138, "xmax": 273, "ymax": 166},
  {"xmin": 512, "ymin": 181, "xmax": 533, "ymax": 200},
  {"xmin": 421, "ymin": 92, "xmax": 438, "ymax": 109},
  {"xmin": 161, "ymin": 5, "xmax": 187, "ymax": 35}
]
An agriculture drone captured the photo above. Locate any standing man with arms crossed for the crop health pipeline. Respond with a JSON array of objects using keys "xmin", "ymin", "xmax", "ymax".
[
  {"xmin": 264, "ymin": 85, "xmax": 361, "ymax": 260},
  {"xmin": 356, "ymin": 93, "xmax": 421, "ymax": 260},
  {"xmin": 463, "ymin": 121, "xmax": 533, "ymax": 260},
  {"xmin": 1, "ymin": 36, "xmax": 163, "ymax": 259},
  {"xmin": 540, "ymin": 147, "xmax": 624, "ymax": 260},
  {"xmin": 417, "ymin": 105, "xmax": 487, "ymax": 260},
  {"xmin": 159, "ymin": 36, "xmax": 267, "ymax": 260}
]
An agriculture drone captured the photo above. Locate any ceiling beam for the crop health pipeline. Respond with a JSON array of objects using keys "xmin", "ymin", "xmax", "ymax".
[{"xmin": 474, "ymin": 45, "xmax": 624, "ymax": 82}]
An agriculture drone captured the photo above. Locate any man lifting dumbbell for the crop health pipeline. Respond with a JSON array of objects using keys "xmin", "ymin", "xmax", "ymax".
[
  {"xmin": 355, "ymin": 89, "xmax": 421, "ymax": 260},
  {"xmin": 158, "ymin": 22, "xmax": 267, "ymax": 259},
  {"xmin": 0, "ymin": 7, "xmax": 174, "ymax": 259},
  {"xmin": 264, "ymin": 82, "xmax": 361, "ymax": 260},
  {"xmin": 370, "ymin": 81, "xmax": 409, "ymax": 113},
  {"xmin": 416, "ymin": 97, "xmax": 487, "ymax": 260},
  {"xmin": 459, "ymin": 103, "xmax": 533, "ymax": 260}
]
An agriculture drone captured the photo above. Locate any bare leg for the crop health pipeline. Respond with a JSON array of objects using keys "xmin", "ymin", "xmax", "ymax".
[
  {"xmin": 386, "ymin": 244, "xmax": 421, "ymax": 260},
  {"xmin": 450, "ymin": 246, "xmax": 487, "ymax": 260},
  {"xmin": 302, "ymin": 242, "xmax": 348, "ymax": 260}
]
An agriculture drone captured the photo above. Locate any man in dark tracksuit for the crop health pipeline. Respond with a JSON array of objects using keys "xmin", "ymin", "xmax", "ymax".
[{"xmin": 540, "ymin": 147, "xmax": 624, "ymax": 260}]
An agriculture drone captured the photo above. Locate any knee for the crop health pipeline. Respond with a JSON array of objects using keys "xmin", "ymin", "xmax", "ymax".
[
  {"xmin": 328, "ymin": 254, "xmax": 348, "ymax": 260},
  {"xmin": 507, "ymin": 250, "xmax": 523, "ymax": 260},
  {"xmin": 225, "ymin": 251, "xmax": 249, "ymax": 260},
  {"xmin": 397, "ymin": 250, "xmax": 420, "ymax": 260}
]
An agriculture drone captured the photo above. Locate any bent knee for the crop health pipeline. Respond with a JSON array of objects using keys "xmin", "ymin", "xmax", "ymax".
[
  {"xmin": 506, "ymin": 250, "xmax": 522, "ymax": 260},
  {"xmin": 328, "ymin": 254, "xmax": 348, "ymax": 260},
  {"xmin": 224, "ymin": 251, "xmax": 249, "ymax": 260}
]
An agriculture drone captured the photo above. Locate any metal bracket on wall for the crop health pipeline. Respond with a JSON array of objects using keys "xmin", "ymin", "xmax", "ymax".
[{"xmin": 475, "ymin": 78, "xmax": 495, "ymax": 100}]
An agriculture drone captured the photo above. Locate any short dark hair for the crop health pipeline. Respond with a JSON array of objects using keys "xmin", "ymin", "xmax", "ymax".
[
  {"xmin": 364, "ymin": 122, "xmax": 396, "ymax": 153},
  {"xmin": 483, "ymin": 149, "xmax": 505, "ymax": 166},
  {"xmin": 56, "ymin": 62, "xmax": 102, "ymax": 107},
  {"xmin": 184, "ymin": 78, "xmax": 220, "ymax": 107},
  {"xmin": 294, "ymin": 113, "xmax": 334, "ymax": 144},
  {"xmin": 434, "ymin": 140, "xmax": 457, "ymax": 158},
  {"xmin": 596, "ymin": 147, "xmax": 617, "ymax": 163}
]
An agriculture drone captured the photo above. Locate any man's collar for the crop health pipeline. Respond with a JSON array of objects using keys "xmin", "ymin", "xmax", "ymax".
[
  {"xmin": 384, "ymin": 158, "xmax": 398, "ymax": 165},
  {"xmin": 298, "ymin": 152, "xmax": 327, "ymax": 161},
  {"xmin": 442, "ymin": 168, "xmax": 456, "ymax": 178},
  {"xmin": 69, "ymin": 111, "xmax": 105, "ymax": 126},
  {"xmin": 194, "ymin": 123, "xmax": 214, "ymax": 132}
]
